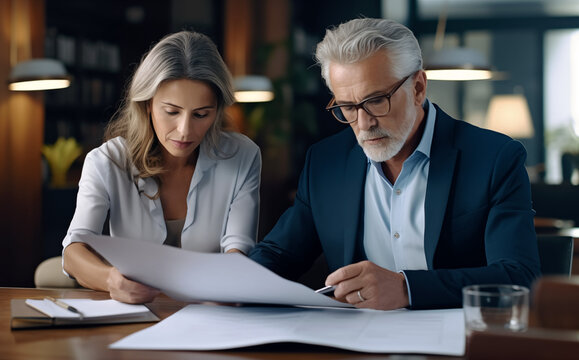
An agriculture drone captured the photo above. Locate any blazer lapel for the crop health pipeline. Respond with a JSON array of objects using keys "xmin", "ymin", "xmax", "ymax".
[
  {"xmin": 424, "ymin": 106, "xmax": 458, "ymax": 269},
  {"xmin": 342, "ymin": 143, "xmax": 367, "ymax": 265}
]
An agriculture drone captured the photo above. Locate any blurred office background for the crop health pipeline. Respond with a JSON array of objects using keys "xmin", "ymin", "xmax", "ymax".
[{"xmin": 1, "ymin": 0, "xmax": 579, "ymax": 286}]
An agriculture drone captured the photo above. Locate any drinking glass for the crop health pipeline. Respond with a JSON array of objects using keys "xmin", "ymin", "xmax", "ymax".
[{"xmin": 462, "ymin": 284, "xmax": 529, "ymax": 336}]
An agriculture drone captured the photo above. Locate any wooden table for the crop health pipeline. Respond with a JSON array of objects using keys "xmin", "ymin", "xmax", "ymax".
[{"xmin": 1, "ymin": 287, "xmax": 460, "ymax": 360}]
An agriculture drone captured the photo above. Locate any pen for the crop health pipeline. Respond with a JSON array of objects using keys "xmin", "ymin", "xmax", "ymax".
[
  {"xmin": 45, "ymin": 296, "xmax": 84, "ymax": 319},
  {"xmin": 315, "ymin": 285, "xmax": 335, "ymax": 296}
]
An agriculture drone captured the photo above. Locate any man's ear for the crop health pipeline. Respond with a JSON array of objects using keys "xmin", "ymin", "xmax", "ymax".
[{"xmin": 413, "ymin": 70, "xmax": 427, "ymax": 106}]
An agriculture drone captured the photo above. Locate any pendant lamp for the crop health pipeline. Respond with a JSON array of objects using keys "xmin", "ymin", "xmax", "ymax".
[
  {"xmin": 425, "ymin": 47, "xmax": 493, "ymax": 81},
  {"xmin": 8, "ymin": 59, "xmax": 71, "ymax": 91},
  {"xmin": 424, "ymin": 1, "xmax": 495, "ymax": 81},
  {"xmin": 7, "ymin": 0, "xmax": 71, "ymax": 92},
  {"xmin": 233, "ymin": 75, "xmax": 274, "ymax": 103}
]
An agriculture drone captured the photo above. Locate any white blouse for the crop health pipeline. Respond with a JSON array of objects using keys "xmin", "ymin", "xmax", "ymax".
[{"xmin": 62, "ymin": 132, "xmax": 261, "ymax": 255}]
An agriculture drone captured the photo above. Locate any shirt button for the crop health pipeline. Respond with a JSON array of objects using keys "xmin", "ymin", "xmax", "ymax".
[
  {"xmin": 395, "ymin": 189, "xmax": 402, "ymax": 195},
  {"xmin": 394, "ymin": 232, "xmax": 400, "ymax": 239}
]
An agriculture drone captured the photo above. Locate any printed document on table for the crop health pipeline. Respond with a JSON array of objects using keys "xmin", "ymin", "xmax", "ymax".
[
  {"xmin": 78, "ymin": 234, "xmax": 351, "ymax": 308},
  {"xmin": 110, "ymin": 304, "xmax": 465, "ymax": 356}
]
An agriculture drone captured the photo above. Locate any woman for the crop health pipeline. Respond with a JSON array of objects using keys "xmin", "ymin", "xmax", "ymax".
[{"xmin": 62, "ymin": 31, "xmax": 261, "ymax": 304}]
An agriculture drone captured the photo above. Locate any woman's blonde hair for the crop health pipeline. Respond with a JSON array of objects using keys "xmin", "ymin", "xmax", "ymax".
[{"xmin": 104, "ymin": 31, "xmax": 235, "ymax": 180}]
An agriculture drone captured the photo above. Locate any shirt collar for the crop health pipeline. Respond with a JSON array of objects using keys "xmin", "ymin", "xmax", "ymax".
[
  {"xmin": 197, "ymin": 139, "xmax": 217, "ymax": 173},
  {"xmin": 416, "ymin": 98, "xmax": 436, "ymax": 158},
  {"xmin": 134, "ymin": 137, "xmax": 217, "ymax": 196}
]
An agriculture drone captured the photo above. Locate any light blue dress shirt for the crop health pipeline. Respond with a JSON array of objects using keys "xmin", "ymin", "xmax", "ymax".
[{"xmin": 363, "ymin": 100, "xmax": 436, "ymax": 273}]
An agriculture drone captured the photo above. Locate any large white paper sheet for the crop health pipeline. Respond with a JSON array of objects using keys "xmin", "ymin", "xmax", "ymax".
[
  {"xmin": 79, "ymin": 234, "xmax": 351, "ymax": 308},
  {"xmin": 110, "ymin": 304, "xmax": 465, "ymax": 355}
]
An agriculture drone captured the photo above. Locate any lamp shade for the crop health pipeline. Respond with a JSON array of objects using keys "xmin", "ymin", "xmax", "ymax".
[
  {"xmin": 8, "ymin": 58, "xmax": 71, "ymax": 91},
  {"xmin": 485, "ymin": 94, "xmax": 534, "ymax": 138},
  {"xmin": 233, "ymin": 75, "xmax": 274, "ymax": 103},
  {"xmin": 425, "ymin": 47, "xmax": 493, "ymax": 81}
]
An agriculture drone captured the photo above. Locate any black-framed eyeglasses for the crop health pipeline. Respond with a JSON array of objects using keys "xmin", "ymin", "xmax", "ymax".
[{"xmin": 325, "ymin": 72, "xmax": 415, "ymax": 124}]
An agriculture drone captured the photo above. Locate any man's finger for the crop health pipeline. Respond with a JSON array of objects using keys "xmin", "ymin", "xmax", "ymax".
[{"xmin": 325, "ymin": 262, "xmax": 363, "ymax": 285}]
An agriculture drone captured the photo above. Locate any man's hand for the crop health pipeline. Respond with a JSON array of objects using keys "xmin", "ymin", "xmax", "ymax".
[
  {"xmin": 107, "ymin": 267, "xmax": 160, "ymax": 304},
  {"xmin": 325, "ymin": 261, "xmax": 410, "ymax": 310}
]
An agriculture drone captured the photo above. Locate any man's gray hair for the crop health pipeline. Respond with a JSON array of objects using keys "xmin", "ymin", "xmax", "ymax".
[{"xmin": 315, "ymin": 18, "xmax": 423, "ymax": 91}]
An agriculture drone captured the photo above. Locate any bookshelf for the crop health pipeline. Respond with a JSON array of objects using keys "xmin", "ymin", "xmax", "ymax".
[
  {"xmin": 44, "ymin": 28, "xmax": 122, "ymax": 157},
  {"xmin": 40, "ymin": 0, "xmax": 172, "ymax": 260}
]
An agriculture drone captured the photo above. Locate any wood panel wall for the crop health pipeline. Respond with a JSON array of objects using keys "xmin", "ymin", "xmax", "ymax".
[{"xmin": 0, "ymin": 0, "xmax": 45, "ymax": 286}]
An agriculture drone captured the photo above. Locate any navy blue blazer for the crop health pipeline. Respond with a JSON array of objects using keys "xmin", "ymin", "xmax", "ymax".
[{"xmin": 250, "ymin": 104, "xmax": 541, "ymax": 309}]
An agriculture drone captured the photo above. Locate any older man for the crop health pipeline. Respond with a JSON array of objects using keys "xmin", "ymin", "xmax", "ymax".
[{"xmin": 249, "ymin": 18, "xmax": 540, "ymax": 310}]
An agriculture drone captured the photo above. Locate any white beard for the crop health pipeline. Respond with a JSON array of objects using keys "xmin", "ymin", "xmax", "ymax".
[{"xmin": 357, "ymin": 107, "xmax": 416, "ymax": 162}]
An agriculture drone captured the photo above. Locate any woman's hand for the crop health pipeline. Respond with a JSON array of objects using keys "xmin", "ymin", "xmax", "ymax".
[
  {"xmin": 226, "ymin": 248, "xmax": 245, "ymax": 255},
  {"xmin": 106, "ymin": 267, "xmax": 160, "ymax": 304}
]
